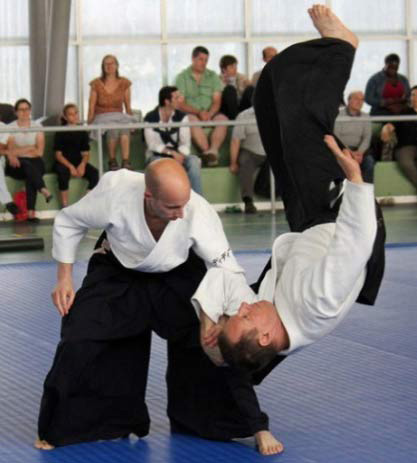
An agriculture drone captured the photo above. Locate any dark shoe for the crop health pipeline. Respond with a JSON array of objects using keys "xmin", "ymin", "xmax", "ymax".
[
  {"xmin": 201, "ymin": 152, "xmax": 218, "ymax": 167},
  {"xmin": 5, "ymin": 202, "xmax": 19, "ymax": 216},
  {"xmin": 109, "ymin": 159, "xmax": 119, "ymax": 171},
  {"xmin": 244, "ymin": 199, "xmax": 257, "ymax": 214},
  {"xmin": 27, "ymin": 217, "xmax": 40, "ymax": 223},
  {"xmin": 121, "ymin": 160, "xmax": 133, "ymax": 170},
  {"xmin": 45, "ymin": 194, "xmax": 53, "ymax": 203}
]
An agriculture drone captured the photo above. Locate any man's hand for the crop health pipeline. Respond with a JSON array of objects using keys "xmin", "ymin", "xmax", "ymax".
[
  {"xmin": 77, "ymin": 163, "xmax": 86, "ymax": 177},
  {"xmin": 381, "ymin": 123, "xmax": 395, "ymax": 142},
  {"xmin": 324, "ymin": 135, "xmax": 363, "ymax": 184},
  {"xmin": 199, "ymin": 110, "xmax": 210, "ymax": 121},
  {"xmin": 199, "ymin": 309, "xmax": 225, "ymax": 366},
  {"xmin": 229, "ymin": 162, "xmax": 239, "ymax": 175},
  {"xmin": 52, "ymin": 263, "xmax": 75, "ymax": 316},
  {"xmin": 202, "ymin": 323, "xmax": 222, "ymax": 348},
  {"xmin": 350, "ymin": 150, "xmax": 364, "ymax": 164},
  {"xmin": 172, "ymin": 152, "xmax": 185, "ymax": 164},
  {"xmin": 51, "ymin": 278, "xmax": 75, "ymax": 316}
]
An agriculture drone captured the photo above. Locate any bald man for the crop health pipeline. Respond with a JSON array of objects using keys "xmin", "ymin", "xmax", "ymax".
[
  {"xmin": 36, "ymin": 159, "xmax": 275, "ymax": 451},
  {"xmin": 251, "ymin": 46, "xmax": 278, "ymax": 86}
]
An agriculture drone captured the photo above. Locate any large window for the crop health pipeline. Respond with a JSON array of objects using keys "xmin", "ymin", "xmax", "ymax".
[
  {"xmin": 0, "ymin": 0, "xmax": 29, "ymax": 103},
  {"xmin": 3, "ymin": 0, "xmax": 417, "ymax": 114}
]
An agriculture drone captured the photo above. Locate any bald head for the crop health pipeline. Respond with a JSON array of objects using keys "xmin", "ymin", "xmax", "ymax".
[
  {"xmin": 144, "ymin": 159, "xmax": 191, "ymax": 221},
  {"xmin": 145, "ymin": 158, "xmax": 190, "ymax": 198},
  {"xmin": 347, "ymin": 90, "xmax": 364, "ymax": 113},
  {"xmin": 262, "ymin": 47, "xmax": 278, "ymax": 63}
]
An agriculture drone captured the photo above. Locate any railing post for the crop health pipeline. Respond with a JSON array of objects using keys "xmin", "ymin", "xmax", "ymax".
[
  {"xmin": 269, "ymin": 167, "xmax": 276, "ymax": 215},
  {"xmin": 97, "ymin": 128, "xmax": 104, "ymax": 177}
]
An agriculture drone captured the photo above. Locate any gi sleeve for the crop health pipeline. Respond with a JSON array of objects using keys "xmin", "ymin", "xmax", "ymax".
[
  {"xmin": 52, "ymin": 172, "xmax": 115, "ymax": 263},
  {"xmin": 191, "ymin": 267, "xmax": 256, "ymax": 322},
  {"xmin": 189, "ymin": 194, "xmax": 244, "ymax": 274},
  {"xmin": 300, "ymin": 181, "xmax": 377, "ymax": 317}
]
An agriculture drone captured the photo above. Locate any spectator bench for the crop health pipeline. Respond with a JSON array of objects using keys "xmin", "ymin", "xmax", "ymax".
[{"xmin": 1, "ymin": 129, "xmax": 416, "ymax": 216}]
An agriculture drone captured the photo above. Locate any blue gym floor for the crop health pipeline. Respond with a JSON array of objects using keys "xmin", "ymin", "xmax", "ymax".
[{"xmin": 1, "ymin": 246, "xmax": 417, "ymax": 463}]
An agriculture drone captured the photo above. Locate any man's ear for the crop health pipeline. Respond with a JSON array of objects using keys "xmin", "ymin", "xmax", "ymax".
[
  {"xmin": 144, "ymin": 189, "xmax": 152, "ymax": 200},
  {"xmin": 258, "ymin": 331, "xmax": 273, "ymax": 347}
]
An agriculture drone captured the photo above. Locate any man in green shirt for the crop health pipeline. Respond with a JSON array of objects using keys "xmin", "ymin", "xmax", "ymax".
[{"xmin": 175, "ymin": 46, "xmax": 228, "ymax": 167}]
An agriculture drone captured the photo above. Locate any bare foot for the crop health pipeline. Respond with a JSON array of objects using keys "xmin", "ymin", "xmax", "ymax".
[
  {"xmin": 34, "ymin": 437, "xmax": 55, "ymax": 450},
  {"xmin": 308, "ymin": 4, "xmax": 358, "ymax": 49},
  {"xmin": 254, "ymin": 430, "xmax": 284, "ymax": 456}
]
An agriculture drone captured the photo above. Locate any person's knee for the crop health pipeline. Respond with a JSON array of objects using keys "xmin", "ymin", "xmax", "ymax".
[{"xmin": 213, "ymin": 113, "xmax": 228, "ymax": 121}]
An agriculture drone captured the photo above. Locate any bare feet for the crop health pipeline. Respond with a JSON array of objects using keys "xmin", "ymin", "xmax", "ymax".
[
  {"xmin": 308, "ymin": 4, "xmax": 358, "ymax": 49},
  {"xmin": 254, "ymin": 430, "xmax": 284, "ymax": 456},
  {"xmin": 34, "ymin": 437, "xmax": 55, "ymax": 450}
]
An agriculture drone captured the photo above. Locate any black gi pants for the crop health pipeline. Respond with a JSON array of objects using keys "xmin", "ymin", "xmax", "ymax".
[
  {"xmin": 38, "ymin": 247, "xmax": 267, "ymax": 446},
  {"xmin": 254, "ymin": 38, "xmax": 385, "ymax": 305}
]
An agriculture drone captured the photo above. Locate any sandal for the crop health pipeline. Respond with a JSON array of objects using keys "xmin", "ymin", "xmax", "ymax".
[
  {"xmin": 121, "ymin": 160, "xmax": 133, "ymax": 170},
  {"xmin": 109, "ymin": 159, "xmax": 119, "ymax": 171}
]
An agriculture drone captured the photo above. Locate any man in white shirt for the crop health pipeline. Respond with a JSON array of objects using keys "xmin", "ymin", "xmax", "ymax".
[
  {"xmin": 334, "ymin": 91, "xmax": 375, "ymax": 183},
  {"xmin": 193, "ymin": 6, "xmax": 385, "ymax": 375},
  {"xmin": 144, "ymin": 86, "xmax": 203, "ymax": 195},
  {"xmin": 36, "ymin": 158, "xmax": 278, "ymax": 453}
]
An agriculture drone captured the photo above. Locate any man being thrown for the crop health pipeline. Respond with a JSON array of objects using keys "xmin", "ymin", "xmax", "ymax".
[
  {"xmin": 35, "ymin": 158, "xmax": 281, "ymax": 455},
  {"xmin": 194, "ymin": 5, "xmax": 385, "ymax": 373}
]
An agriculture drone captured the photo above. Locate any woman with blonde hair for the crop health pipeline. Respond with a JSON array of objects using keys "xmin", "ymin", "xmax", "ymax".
[{"xmin": 88, "ymin": 54, "xmax": 136, "ymax": 171}]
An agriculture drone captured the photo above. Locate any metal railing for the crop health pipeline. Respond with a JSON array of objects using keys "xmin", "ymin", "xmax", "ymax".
[{"xmin": 1, "ymin": 114, "xmax": 416, "ymax": 214}]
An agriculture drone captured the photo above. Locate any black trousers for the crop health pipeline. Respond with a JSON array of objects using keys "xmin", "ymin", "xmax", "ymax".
[
  {"xmin": 254, "ymin": 38, "xmax": 385, "ymax": 306},
  {"xmin": 38, "ymin": 247, "xmax": 267, "ymax": 446},
  {"xmin": 5, "ymin": 157, "xmax": 46, "ymax": 210},
  {"xmin": 54, "ymin": 161, "xmax": 99, "ymax": 191},
  {"xmin": 220, "ymin": 85, "xmax": 255, "ymax": 120}
]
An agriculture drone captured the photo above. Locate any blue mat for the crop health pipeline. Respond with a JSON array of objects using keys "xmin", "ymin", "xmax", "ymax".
[{"xmin": 0, "ymin": 248, "xmax": 417, "ymax": 463}]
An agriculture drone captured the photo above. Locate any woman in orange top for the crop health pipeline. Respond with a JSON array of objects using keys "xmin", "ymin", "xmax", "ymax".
[{"xmin": 88, "ymin": 54, "xmax": 136, "ymax": 170}]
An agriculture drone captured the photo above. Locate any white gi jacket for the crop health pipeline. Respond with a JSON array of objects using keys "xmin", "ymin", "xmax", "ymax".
[
  {"xmin": 52, "ymin": 170, "xmax": 243, "ymax": 274},
  {"xmin": 192, "ymin": 181, "xmax": 377, "ymax": 355}
]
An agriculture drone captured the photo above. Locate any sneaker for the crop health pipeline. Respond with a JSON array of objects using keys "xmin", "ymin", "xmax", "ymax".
[
  {"xmin": 27, "ymin": 217, "xmax": 40, "ymax": 223},
  {"xmin": 109, "ymin": 159, "xmax": 119, "ymax": 171},
  {"xmin": 121, "ymin": 160, "xmax": 133, "ymax": 170},
  {"xmin": 5, "ymin": 202, "xmax": 19, "ymax": 216},
  {"xmin": 244, "ymin": 200, "xmax": 257, "ymax": 214}
]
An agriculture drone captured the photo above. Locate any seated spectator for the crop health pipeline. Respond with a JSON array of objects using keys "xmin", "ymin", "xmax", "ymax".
[
  {"xmin": 53, "ymin": 103, "xmax": 99, "ymax": 208},
  {"xmin": 218, "ymin": 55, "xmax": 253, "ymax": 119},
  {"xmin": 380, "ymin": 85, "xmax": 417, "ymax": 191},
  {"xmin": 88, "ymin": 54, "xmax": 136, "ymax": 171},
  {"xmin": 251, "ymin": 46, "xmax": 278, "ymax": 87},
  {"xmin": 365, "ymin": 53, "xmax": 410, "ymax": 115},
  {"xmin": 175, "ymin": 46, "xmax": 227, "ymax": 167},
  {"xmin": 334, "ymin": 91, "xmax": 374, "ymax": 183},
  {"xmin": 0, "ymin": 123, "xmax": 20, "ymax": 216},
  {"xmin": 144, "ymin": 86, "xmax": 202, "ymax": 195},
  {"xmin": 6, "ymin": 99, "xmax": 52, "ymax": 223},
  {"xmin": 229, "ymin": 106, "xmax": 266, "ymax": 214}
]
